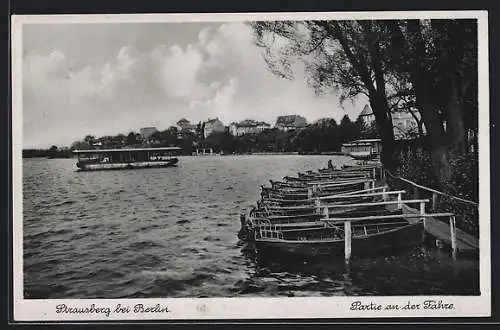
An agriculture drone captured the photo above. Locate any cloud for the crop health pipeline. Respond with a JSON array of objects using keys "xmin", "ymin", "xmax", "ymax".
[
  {"xmin": 187, "ymin": 78, "xmax": 238, "ymax": 120},
  {"xmin": 22, "ymin": 22, "xmax": 366, "ymax": 148},
  {"xmin": 153, "ymin": 44, "xmax": 204, "ymax": 99}
]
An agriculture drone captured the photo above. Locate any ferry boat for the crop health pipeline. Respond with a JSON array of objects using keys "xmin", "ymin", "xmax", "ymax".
[
  {"xmin": 341, "ymin": 139, "xmax": 382, "ymax": 160},
  {"xmin": 73, "ymin": 147, "xmax": 181, "ymax": 171}
]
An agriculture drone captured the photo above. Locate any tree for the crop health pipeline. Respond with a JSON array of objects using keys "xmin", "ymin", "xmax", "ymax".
[
  {"xmin": 250, "ymin": 19, "xmax": 478, "ymax": 185},
  {"xmin": 196, "ymin": 122, "xmax": 205, "ymax": 140},
  {"xmin": 339, "ymin": 115, "xmax": 359, "ymax": 143},
  {"xmin": 47, "ymin": 145, "xmax": 58, "ymax": 158},
  {"xmin": 168, "ymin": 126, "xmax": 179, "ymax": 135},
  {"xmin": 385, "ymin": 19, "xmax": 478, "ymax": 182},
  {"xmin": 111, "ymin": 134, "xmax": 126, "ymax": 147},
  {"xmin": 126, "ymin": 132, "xmax": 138, "ymax": 146},
  {"xmin": 361, "ymin": 120, "xmax": 380, "ymax": 139},
  {"xmin": 250, "ymin": 20, "xmax": 398, "ymax": 170},
  {"xmin": 83, "ymin": 135, "xmax": 96, "ymax": 148}
]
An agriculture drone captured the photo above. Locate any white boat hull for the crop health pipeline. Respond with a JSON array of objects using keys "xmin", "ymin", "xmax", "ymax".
[{"xmin": 77, "ymin": 159, "xmax": 178, "ymax": 171}]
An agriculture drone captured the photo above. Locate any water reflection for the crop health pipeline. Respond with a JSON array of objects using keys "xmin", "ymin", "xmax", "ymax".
[{"xmin": 241, "ymin": 243, "xmax": 479, "ymax": 296}]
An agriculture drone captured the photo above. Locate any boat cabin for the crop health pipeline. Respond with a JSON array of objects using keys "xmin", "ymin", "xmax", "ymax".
[{"xmin": 341, "ymin": 139, "xmax": 382, "ymax": 156}]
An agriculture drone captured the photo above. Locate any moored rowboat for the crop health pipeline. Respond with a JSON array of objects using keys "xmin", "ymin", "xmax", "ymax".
[{"xmin": 254, "ymin": 220, "xmax": 423, "ymax": 257}]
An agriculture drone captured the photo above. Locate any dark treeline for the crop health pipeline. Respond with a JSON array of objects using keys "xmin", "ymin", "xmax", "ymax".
[
  {"xmin": 23, "ymin": 146, "xmax": 73, "ymax": 159},
  {"xmin": 199, "ymin": 116, "xmax": 364, "ymax": 154},
  {"xmin": 65, "ymin": 115, "xmax": 365, "ymax": 155}
]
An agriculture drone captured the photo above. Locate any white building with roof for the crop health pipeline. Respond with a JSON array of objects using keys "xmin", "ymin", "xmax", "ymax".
[
  {"xmin": 358, "ymin": 104, "xmax": 421, "ymax": 140},
  {"xmin": 203, "ymin": 118, "xmax": 225, "ymax": 138},
  {"xmin": 229, "ymin": 119, "xmax": 271, "ymax": 136},
  {"xmin": 275, "ymin": 115, "xmax": 307, "ymax": 131},
  {"xmin": 139, "ymin": 127, "xmax": 158, "ymax": 142}
]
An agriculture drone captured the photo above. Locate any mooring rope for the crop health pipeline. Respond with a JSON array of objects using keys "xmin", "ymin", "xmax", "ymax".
[{"xmin": 384, "ymin": 169, "xmax": 479, "ymax": 207}]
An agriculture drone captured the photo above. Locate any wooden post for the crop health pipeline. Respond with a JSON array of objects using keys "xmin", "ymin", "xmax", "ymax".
[
  {"xmin": 397, "ymin": 192, "xmax": 402, "ymax": 209},
  {"xmin": 323, "ymin": 206, "xmax": 329, "ymax": 219},
  {"xmin": 432, "ymin": 193, "xmax": 438, "ymax": 211},
  {"xmin": 420, "ymin": 201, "xmax": 426, "ymax": 230},
  {"xmin": 307, "ymin": 187, "xmax": 313, "ymax": 200},
  {"xmin": 344, "ymin": 221, "xmax": 352, "ymax": 264},
  {"xmin": 413, "ymin": 186, "xmax": 419, "ymax": 199},
  {"xmin": 315, "ymin": 197, "xmax": 321, "ymax": 214},
  {"xmin": 371, "ymin": 180, "xmax": 375, "ymax": 190},
  {"xmin": 450, "ymin": 215, "xmax": 457, "ymax": 260},
  {"xmin": 382, "ymin": 186, "xmax": 387, "ymax": 201},
  {"xmin": 372, "ymin": 167, "xmax": 376, "ymax": 179}
]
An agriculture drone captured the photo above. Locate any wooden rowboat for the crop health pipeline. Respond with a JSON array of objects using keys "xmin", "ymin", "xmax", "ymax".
[{"xmin": 254, "ymin": 219, "xmax": 424, "ymax": 258}]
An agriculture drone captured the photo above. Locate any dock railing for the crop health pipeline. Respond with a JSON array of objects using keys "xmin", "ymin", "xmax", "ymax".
[
  {"xmin": 322, "ymin": 211, "xmax": 457, "ymax": 262},
  {"xmin": 256, "ymin": 195, "xmax": 458, "ymax": 262},
  {"xmin": 384, "ymin": 169, "xmax": 479, "ymax": 237}
]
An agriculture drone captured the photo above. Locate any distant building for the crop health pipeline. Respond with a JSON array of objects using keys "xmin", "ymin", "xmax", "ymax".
[
  {"xmin": 229, "ymin": 119, "xmax": 271, "ymax": 136},
  {"xmin": 203, "ymin": 118, "xmax": 225, "ymax": 138},
  {"xmin": 358, "ymin": 104, "xmax": 421, "ymax": 140},
  {"xmin": 139, "ymin": 127, "xmax": 158, "ymax": 144},
  {"xmin": 275, "ymin": 115, "xmax": 307, "ymax": 131},
  {"xmin": 176, "ymin": 118, "xmax": 197, "ymax": 134},
  {"xmin": 140, "ymin": 127, "xmax": 158, "ymax": 139}
]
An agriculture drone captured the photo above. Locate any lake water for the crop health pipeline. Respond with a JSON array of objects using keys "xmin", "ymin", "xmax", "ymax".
[{"xmin": 22, "ymin": 155, "xmax": 479, "ymax": 298}]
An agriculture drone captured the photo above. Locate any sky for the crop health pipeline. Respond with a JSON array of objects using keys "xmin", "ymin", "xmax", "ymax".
[{"xmin": 21, "ymin": 21, "xmax": 366, "ymax": 149}]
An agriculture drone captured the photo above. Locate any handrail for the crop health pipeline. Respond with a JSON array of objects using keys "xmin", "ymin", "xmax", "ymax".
[
  {"xmin": 323, "ymin": 212, "xmax": 455, "ymax": 223},
  {"xmin": 266, "ymin": 213, "xmax": 319, "ymax": 219},
  {"xmin": 264, "ymin": 197, "xmax": 312, "ymax": 203},
  {"xmin": 335, "ymin": 186, "xmax": 389, "ymax": 196},
  {"xmin": 264, "ymin": 187, "xmax": 387, "ymax": 203},
  {"xmin": 317, "ymin": 190, "xmax": 405, "ymax": 200},
  {"xmin": 306, "ymin": 178, "xmax": 374, "ymax": 188},
  {"xmin": 265, "ymin": 204, "xmax": 315, "ymax": 210},
  {"xmin": 384, "ymin": 170, "xmax": 478, "ymax": 207},
  {"xmin": 271, "ymin": 178, "xmax": 367, "ymax": 187},
  {"xmin": 278, "ymin": 221, "xmax": 414, "ymax": 232},
  {"xmin": 320, "ymin": 199, "xmax": 429, "ymax": 209},
  {"xmin": 311, "ymin": 179, "xmax": 373, "ymax": 189}
]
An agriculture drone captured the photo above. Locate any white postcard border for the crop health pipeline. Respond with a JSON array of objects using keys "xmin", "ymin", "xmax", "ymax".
[{"xmin": 11, "ymin": 10, "xmax": 491, "ymax": 321}]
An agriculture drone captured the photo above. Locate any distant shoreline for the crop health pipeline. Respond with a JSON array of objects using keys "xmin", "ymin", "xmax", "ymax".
[{"xmin": 23, "ymin": 151, "xmax": 349, "ymax": 159}]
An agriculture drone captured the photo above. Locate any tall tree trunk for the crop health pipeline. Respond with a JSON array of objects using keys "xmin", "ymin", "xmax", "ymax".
[
  {"xmin": 369, "ymin": 92, "xmax": 397, "ymax": 171},
  {"xmin": 445, "ymin": 75, "xmax": 467, "ymax": 154},
  {"xmin": 406, "ymin": 20, "xmax": 452, "ymax": 187},
  {"xmin": 431, "ymin": 20, "xmax": 467, "ymax": 155},
  {"xmin": 354, "ymin": 20, "xmax": 397, "ymax": 171}
]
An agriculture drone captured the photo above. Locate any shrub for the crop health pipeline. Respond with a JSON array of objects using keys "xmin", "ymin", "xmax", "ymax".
[{"xmin": 395, "ymin": 148, "xmax": 479, "ymax": 237}]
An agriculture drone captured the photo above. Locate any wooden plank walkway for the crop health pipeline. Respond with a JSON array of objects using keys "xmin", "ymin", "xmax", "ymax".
[
  {"xmin": 377, "ymin": 173, "xmax": 480, "ymax": 255},
  {"xmin": 401, "ymin": 204, "xmax": 479, "ymax": 254},
  {"xmin": 424, "ymin": 217, "xmax": 479, "ymax": 253}
]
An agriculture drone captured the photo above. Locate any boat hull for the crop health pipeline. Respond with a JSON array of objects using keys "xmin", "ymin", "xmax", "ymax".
[
  {"xmin": 254, "ymin": 222, "xmax": 424, "ymax": 258},
  {"xmin": 77, "ymin": 158, "xmax": 179, "ymax": 171},
  {"xmin": 350, "ymin": 151, "xmax": 379, "ymax": 160}
]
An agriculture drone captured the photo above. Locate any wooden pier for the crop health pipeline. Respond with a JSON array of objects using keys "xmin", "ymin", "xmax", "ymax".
[
  {"xmin": 243, "ymin": 162, "xmax": 479, "ymax": 263},
  {"xmin": 317, "ymin": 181, "xmax": 480, "ymax": 262},
  {"xmin": 385, "ymin": 170, "xmax": 480, "ymax": 257},
  {"xmin": 422, "ymin": 213, "xmax": 479, "ymax": 255}
]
